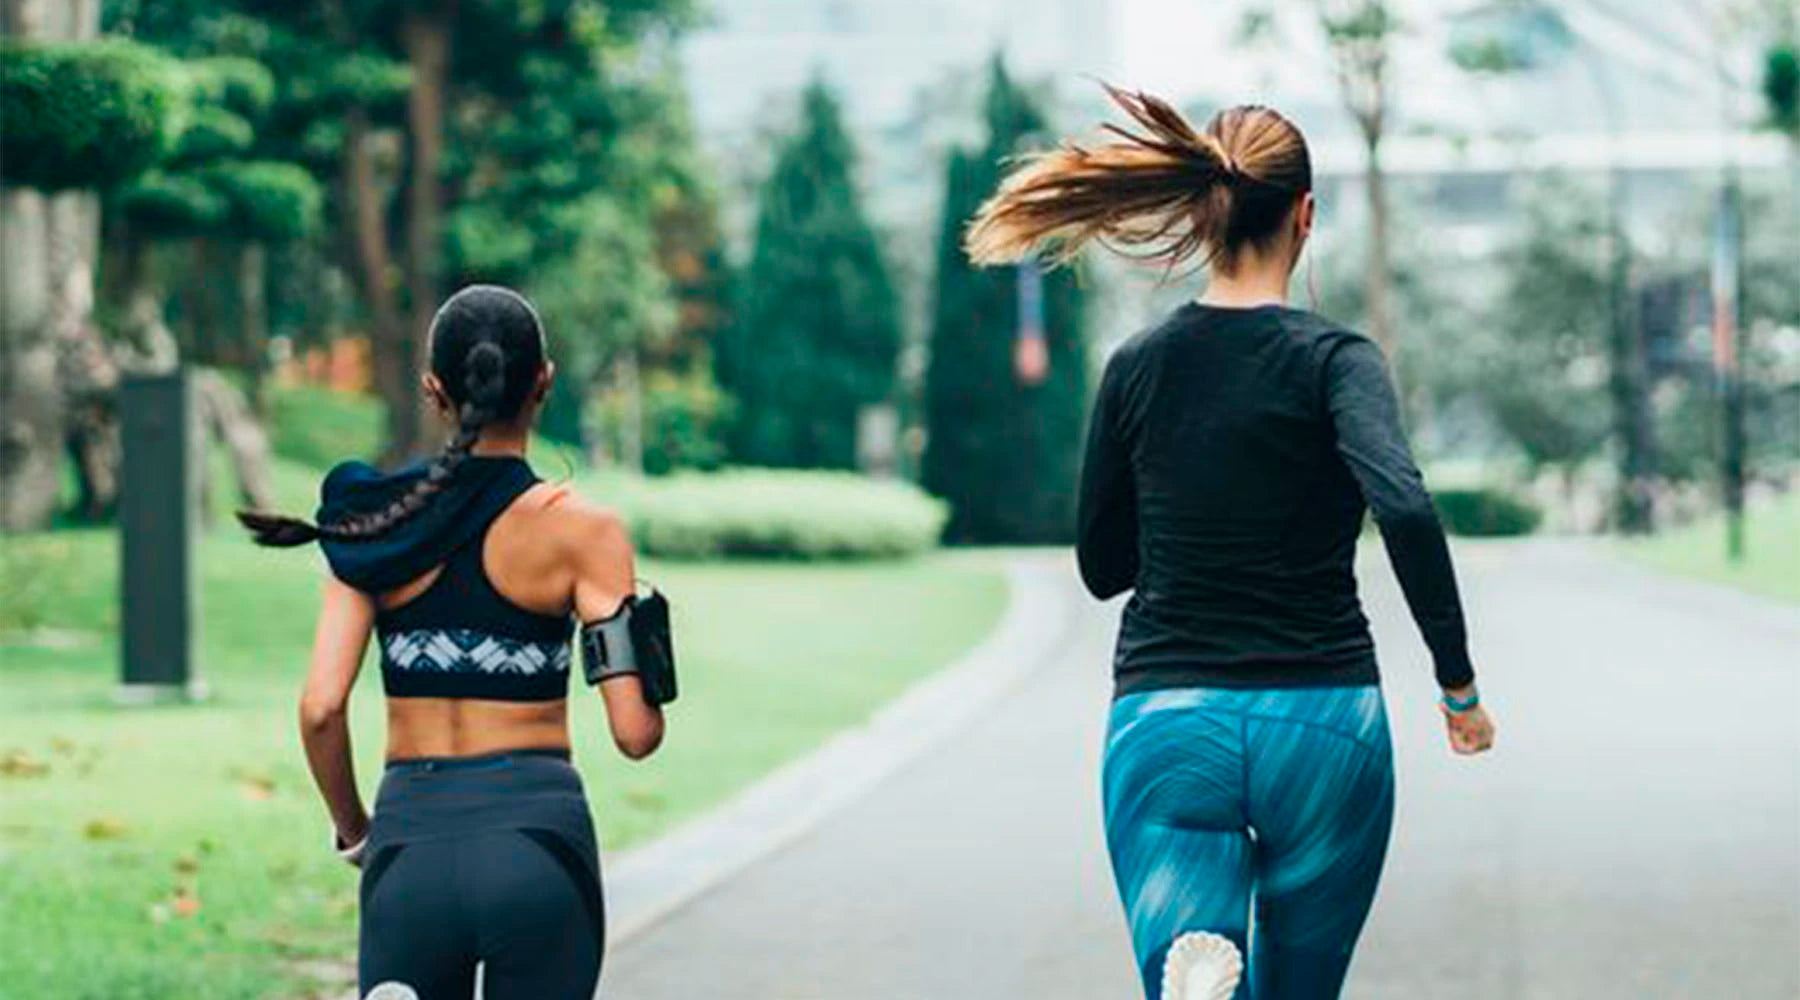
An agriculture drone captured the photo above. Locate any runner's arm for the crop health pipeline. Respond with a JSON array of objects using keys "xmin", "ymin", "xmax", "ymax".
[
  {"xmin": 301, "ymin": 575, "xmax": 375, "ymax": 846},
  {"xmin": 568, "ymin": 502, "xmax": 664, "ymax": 760},
  {"xmin": 1077, "ymin": 351, "xmax": 1139, "ymax": 599},
  {"xmin": 1324, "ymin": 336, "xmax": 1475, "ymax": 690}
]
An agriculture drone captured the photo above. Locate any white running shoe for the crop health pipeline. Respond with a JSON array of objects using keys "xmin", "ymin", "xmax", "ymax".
[{"xmin": 1160, "ymin": 931, "xmax": 1243, "ymax": 1000}]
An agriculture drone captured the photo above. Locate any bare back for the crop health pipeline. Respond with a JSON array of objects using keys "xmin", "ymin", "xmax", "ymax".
[{"xmin": 371, "ymin": 483, "xmax": 631, "ymax": 759}]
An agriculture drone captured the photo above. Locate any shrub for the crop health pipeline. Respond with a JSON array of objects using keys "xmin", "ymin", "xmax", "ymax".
[
  {"xmin": 610, "ymin": 469, "xmax": 948, "ymax": 560},
  {"xmin": 1433, "ymin": 488, "xmax": 1544, "ymax": 537},
  {"xmin": 0, "ymin": 534, "xmax": 69, "ymax": 632},
  {"xmin": 205, "ymin": 160, "xmax": 323, "ymax": 242},
  {"xmin": 266, "ymin": 385, "xmax": 381, "ymax": 469},
  {"xmin": 0, "ymin": 39, "xmax": 181, "ymax": 191},
  {"xmin": 116, "ymin": 170, "xmax": 230, "ymax": 235},
  {"xmin": 187, "ymin": 56, "xmax": 274, "ymax": 120},
  {"xmin": 169, "ymin": 103, "xmax": 253, "ymax": 163},
  {"xmin": 266, "ymin": 383, "xmax": 577, "ymax": 474}
]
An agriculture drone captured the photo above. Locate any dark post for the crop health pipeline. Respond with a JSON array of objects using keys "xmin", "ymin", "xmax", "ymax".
[
  {"xmin": 1713, "ymin": 177, "xmax": 1747, "ymax": 562},
  {"xmin": 118, "ymin": 370, "xmax": 204, "ymax": 702},
  {"xmin": 1606, "ymin": 163, "xmax": 1655, "ymax": 534}
]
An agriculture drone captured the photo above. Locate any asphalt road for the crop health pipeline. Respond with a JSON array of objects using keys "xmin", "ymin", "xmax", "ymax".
[{"xmin": 601, "ymin": 543, "xmax": 1800, "ymax": 999}]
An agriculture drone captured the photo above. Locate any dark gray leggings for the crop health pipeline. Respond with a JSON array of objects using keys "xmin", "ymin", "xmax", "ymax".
[{"xmin": 358, "ymin": 750, "xmax": 604, "ymax": 1000}]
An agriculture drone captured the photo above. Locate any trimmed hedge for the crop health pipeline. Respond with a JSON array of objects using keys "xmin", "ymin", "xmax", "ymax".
[
  {"xmin": 286, "ymin": 53, "xmax": 411, "ymax": 113},
  {"xmin": 0, "ymin": 39, "xmax": 180, "ymax": 191},
  {"xmin": 614, "ymin": 469, "xmax": 949, "ymax": 561},
  {"xmin": 188, "ymin": 56, "xmax": 274, "ymax": 120},
  {"xmin": 1434, "ymin": 488, "xmax": 1544, "ymax": 537},
  {"xmin": 262, "ymin": 387, "xmax": 944, "ymax": 560},
  {"xmin": 116, "ymin": 170, "xmax": 229, "ymax": 235},
  {"xmin": 170, "ymin": 103, "xmax": 253, "ymax": 163},
  {"xmin": 205, "ymin": 160, "xmax": 323, "ymax": 242}
]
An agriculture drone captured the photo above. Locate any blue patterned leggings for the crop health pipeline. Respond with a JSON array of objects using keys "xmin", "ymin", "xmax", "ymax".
[{"xmin": 1103, "ymin": 685, "xmax": 1394, "ymax": 1000}]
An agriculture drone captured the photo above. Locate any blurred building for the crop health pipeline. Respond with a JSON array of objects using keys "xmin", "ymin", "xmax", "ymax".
[
  {"xmin": 680, "ymin": 0, "xmax": 1124, "ymax": 365},
  {"xmin": 1112, "ymin": 0, "xmax": 1791, "ymax": 258},
  {"xmin": 681, "ymin": 1, "xmax": 1793, "ymax": 354},
  {"xmin": 682, "ymin": 0, "xmax": 1117, "ymax": 231}
]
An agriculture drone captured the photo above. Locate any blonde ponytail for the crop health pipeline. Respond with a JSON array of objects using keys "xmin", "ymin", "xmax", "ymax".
[{"xmin": 964, "ymin": 86, "xmax": 1312, "ymax": 274}]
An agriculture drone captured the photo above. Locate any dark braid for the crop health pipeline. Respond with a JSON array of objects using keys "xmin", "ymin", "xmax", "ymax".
[
  {"xmin": 312, "ymin": 341, "xmax": 503, "ymax": 540},
  {"xmin": 239, "ymin": 285, "xmax": 546, "ymax": 548}
]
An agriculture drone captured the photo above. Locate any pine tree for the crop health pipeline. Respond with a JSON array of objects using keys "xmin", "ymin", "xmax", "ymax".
[
  {"xmin": 719, "ymin": 79, "xmax": 901, "ymax": 469},
  {"xmin": 922, "ymin": 57, "xmax": 1090, "ymax": 544}
]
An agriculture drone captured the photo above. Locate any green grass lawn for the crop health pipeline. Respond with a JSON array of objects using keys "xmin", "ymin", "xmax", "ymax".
[
  {"xmin": 0, "ymin": 516, "xmax": 1005, "ymax": 998},
  {"xmin": 1619, "ymin": 491, "xmax": 1800, "ymax": 603}
]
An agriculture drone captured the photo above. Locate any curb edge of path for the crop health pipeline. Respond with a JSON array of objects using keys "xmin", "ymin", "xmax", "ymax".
[{"xmin": 601, "ymin": 555, "xmax": 1081, "ymax": 946}]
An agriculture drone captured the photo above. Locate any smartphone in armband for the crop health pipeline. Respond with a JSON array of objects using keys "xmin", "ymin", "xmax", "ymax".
[{"xmin": 579, "ymin": 585, "xmax": 677, "ymax": 706}]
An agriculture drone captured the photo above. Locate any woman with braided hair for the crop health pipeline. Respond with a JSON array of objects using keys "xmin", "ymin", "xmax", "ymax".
[
  {"xmin": 966, "ymin": 89, "xmax": 1495, "ymax": 1000},
  {"xmin": 240, "ymin": 284, "xmax": 663, "ymax": 999}
]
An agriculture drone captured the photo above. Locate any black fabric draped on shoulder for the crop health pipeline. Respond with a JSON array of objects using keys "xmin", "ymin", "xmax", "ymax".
[{"xmin": 317, "ymin": 455, "xmax": 539, "ymax": 593}]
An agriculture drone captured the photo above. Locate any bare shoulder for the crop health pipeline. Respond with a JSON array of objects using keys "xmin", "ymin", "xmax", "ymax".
[{"xmin": 520, "ymin": 484, "xmax": 631, "ymax": 558}]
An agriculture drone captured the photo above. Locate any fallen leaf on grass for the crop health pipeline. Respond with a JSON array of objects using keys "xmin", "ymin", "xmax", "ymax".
[
  {"xmin": 0, "ymin": 749, "xmax": 49, "ymax": 778},
  {"xmin": 83, "ymin": 817, "xmax": 128, "ymax": 840},
  {"xmin": 230, "ymin": 766, "xmax": 277, "ymax": 800},
  {"xmin": 622, "ymin": 788, "xmax": 665, "ymax": 811}
]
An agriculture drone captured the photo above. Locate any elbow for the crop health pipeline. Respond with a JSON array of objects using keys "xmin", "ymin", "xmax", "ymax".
[
  {"xmin": 614, "ymin": 714, "xmax": 664, "ymax": 761},
  {"xmin": 1076, "ymin": 544, "xmax": 1133, "ymax": 600},
  {"xmin": 298, "ymin": 694, "xmax": 347, "ymax": 735},
  {"xmin": 1375, "ymin": 493, "xmax": 1441, "ymax": 535},
  {"xmin": 1079, "ymin": 564, "xmax": 1129, "ymax": 601}
]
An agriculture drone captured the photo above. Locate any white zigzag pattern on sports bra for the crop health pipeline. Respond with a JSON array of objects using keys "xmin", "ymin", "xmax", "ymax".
[{"xmin": 383, "ymin": 629, "xmax": 571, "ymax": 676}]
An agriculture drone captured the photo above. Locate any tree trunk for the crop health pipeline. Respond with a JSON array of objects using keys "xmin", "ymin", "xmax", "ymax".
[
  {"xmin": 340, "ymin": 109, "xmax": 411, "ymax": 466},
  {"xmin": 1604, "ymin": 164, "xmax": 1654, "ymax": 533},
  {"xmin": 190, "ymin": 236, "xmax": 224, "ymax": 363},
  {"xmin": 53, "ymin": 192, "xmax": 122, "ymax": 521},
  {"xmin": 118, "ymin": 238, "xmax": 179, "ymax": 369},
  {"xmin": 237, "ymin": 241, "xmax": 270, "ymax": 414},
  {"xmin": 613, "ymin": 350, "xmax": 643, "ymax": 474},
  {"xmin": 194, "ymin": 369, "xmax": 276, "ymax": 519},
  {"xmin": 392, "ymin": 6, "xmax": 454, "ymax": 466},
  {"xmin": 0, "ymin": 0, "xmax": 100, "ymax": 529},
  {"xmin": 0, "ymin": 186, "xmax": 62, "ymax": 528},
  {"xmin": 1361, "ymin": 129, "xmax": 1397, "ymax": 368}
]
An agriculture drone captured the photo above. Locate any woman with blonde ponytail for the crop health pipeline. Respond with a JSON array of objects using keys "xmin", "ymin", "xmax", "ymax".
[
  {"xmin": 238, "ymin": 285, "xmax": 666, "ymax": 998},
  {"xmin": 969, "ymin": 88, "xmax": 1494, "ymax": 1000}
]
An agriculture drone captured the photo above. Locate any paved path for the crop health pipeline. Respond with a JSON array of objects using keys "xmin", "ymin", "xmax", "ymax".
[{"xmin": 602, "ymin": 543, "xmax": 1800, "ymax": 999}]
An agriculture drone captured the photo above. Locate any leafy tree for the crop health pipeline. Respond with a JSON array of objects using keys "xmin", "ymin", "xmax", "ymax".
[
  {"xmin": 922, "ymin": 58, "xmax": 1091, "ymax": 544},
  {"xmin": 529, "ymin": 193, "xmax": 677, "ymax": 449},
  {"xmin": 717, "ymin": 79, "xmax": 901, "ymax": 470},
  {"xmin": 112, "ymin": 55, "xmax": 322, "ymax": 368},
  {"xmin": 134, "ymin": 0, "xmax": 699, "ymax": 463},
  {"xmin": 1474, "ymin": 178, "xmax": 1612, "ymax": 481},
  {"xmin": 0, "ymin": 38, "xmax": 179, "ymax": 191},
  {"xmin": 42, "ymin": 21, "xmax": 323, "ymax": 519},
  {"xmin": 1766, "ymin": 42, "xmax": 1799, "ymax": 140},
  {"xmin": 1241, "ymin": 1, "xmax": 1404, "ymax": 364},
  {"xmin": 0, "ymin": 31, "xmax": 182, "ymax": 528}
]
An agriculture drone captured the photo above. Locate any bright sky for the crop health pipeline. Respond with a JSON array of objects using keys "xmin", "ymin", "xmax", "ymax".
[
  {"xmin": 1110, "ymin": 0, "xmax": 1756, "ymax": 128},
  {"xmin": 1113, "ymin": 0, "xmax": 1355, "ymax": 105}
]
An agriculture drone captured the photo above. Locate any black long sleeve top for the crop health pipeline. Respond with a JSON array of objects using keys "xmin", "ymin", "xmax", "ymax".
[{"xmin": 1077, "ymin": 302, "xmax": 1475, "ymax": 696}]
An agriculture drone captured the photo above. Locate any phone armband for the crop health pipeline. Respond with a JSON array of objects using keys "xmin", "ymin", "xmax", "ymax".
[{"xmin": 578, "ymin": 587, "xmax": 677, "ymax": 706}]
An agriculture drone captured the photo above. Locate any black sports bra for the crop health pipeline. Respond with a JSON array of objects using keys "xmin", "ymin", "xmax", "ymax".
[{"xmin": 374, "ymin": 495, "xmax": 572, "ymax": 702}]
